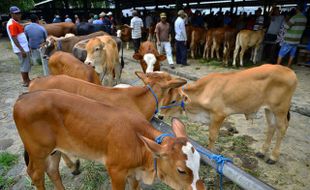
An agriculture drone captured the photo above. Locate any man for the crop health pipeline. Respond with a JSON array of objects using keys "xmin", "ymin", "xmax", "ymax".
[
  {"xmin": 52, "ymin": 15, "xmax": 61, "ymax": 23},
  {"xmin": 25, "ymin": 14, "xmax": 48, "ymax": 75},
  {"xmin": 253, "ymin": 8, "xmax": 264, "ymax": 31},
  {"xmin": 155, "ymin": 12, "xmax": 175, "ymax": 69},
  {"xmin": 74, "ymin": 15, "xmax": 80, "ymax": 24},
  {"xmin": 174, "ymin": 10, "xmax": 188, "ymax": 66},
  {"xmin": 128, "ymin": 10, "xmax": 143, "ymax": 53},
  {"xmin": 277, "ymin": 3, "xmax": 307, "ymax": 67},
  {"xmin": 6, "ymin": 6, "xmax": 31, "ymax": 87},
  {"xmin": 64, "ymin": 15, "xmax": 72, "ymax": 22}
]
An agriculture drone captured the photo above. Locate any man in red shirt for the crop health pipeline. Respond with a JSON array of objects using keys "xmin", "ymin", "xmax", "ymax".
[{"xmin": 6, "ymin": 6, "xmax": 31, "ymax": 87}]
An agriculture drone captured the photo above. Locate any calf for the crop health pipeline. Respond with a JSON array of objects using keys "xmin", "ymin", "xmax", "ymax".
[
  {"xmin": 14, "ymin": 89, "xmax": 206, "ymax": 190},
  {"xmin": 223, "ymin": 28, "xmax": 238, "ymax": 66},
  {"xmin": 29, "ymin": 72, "xmax": 187, "ymax": 180},
  {"xmin": 116, "ymin": 25, "xmax": 131, "ymax": 50},
  {"xmin": 190, "ymin": 27, "xmax": 207, "ymax": 59},
  {"xmin": 133, "ymin": 41, "xmax": 166, "ymax": 73},
  {"xmin": 43, "ymin": 22, "xmax": 76, "ymax": 37},
  {"xmin": 159, "ymin": 64, "xmax": 297, "ymax": 164},
  {"xmin": 48, "ymin": 51, "xmax": 101, "ymax": 85},
  {"xmin": 85, "ymin": 35, "xmax": 121, "ymax": 86},
  {"xmin": 203, "ymin": 28, "xmax": 214, "ymax": 59},
  {"xmin": 233, "ymin": 29, "xmax": 265, "ymax": 67}
]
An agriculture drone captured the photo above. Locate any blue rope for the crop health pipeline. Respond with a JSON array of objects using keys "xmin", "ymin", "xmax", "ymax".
[
  {"xmin": 57, "ymin": 40, "xmax": 62, "ymax": 50},
  {"xmin": 160, "ymin": 100, "xmax": 185, "ymax": 110},
  {"xmin": 196, "ymin": 147, "xmax": 232, "ymax": 190},
  {"xmin": 154, "ymin": 133, "xmax": 174, "ymax": 176},
  {"xmin": 146, "ymin": 85, "xmax": 159, "ymax": 115}
]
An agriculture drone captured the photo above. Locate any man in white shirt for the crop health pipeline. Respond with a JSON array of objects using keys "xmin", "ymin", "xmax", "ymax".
[
  {"xmin": 128, "ymin": 10, "xmax": 143, "ymax": 52},
  {"xmin": 174, "ymin": 10, "xmax": 188, "ymax": 66}
]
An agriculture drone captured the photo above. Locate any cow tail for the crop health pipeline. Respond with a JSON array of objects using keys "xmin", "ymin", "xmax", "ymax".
[
  {"xmin": 121, "ymin": 41, "xmax": 125, "ymax": 68},
  {"xmin": 24, "ymin": 149, "xmax": 29, "ymax": 166}
]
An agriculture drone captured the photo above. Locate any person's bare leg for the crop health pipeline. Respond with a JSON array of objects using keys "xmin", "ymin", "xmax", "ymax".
[
  {"xmin": 287, "ymin": 56, "xmax": 294, "ymax": 68},
  {"xmin": 276, "ymin": 56, "xmax": 283, "ymax": 65}
]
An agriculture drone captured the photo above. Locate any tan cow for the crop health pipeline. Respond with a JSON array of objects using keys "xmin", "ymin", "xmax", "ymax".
[
  {"xmin": 158, "ymin": 64, "xmax": 297, "ymax": 164},
  {"xmin": 48, "ymin": 51, "xmax": 101, "ymax": 85},
  {"xmin": 85, "ymin": 35, "xmax": 121, "ymax": 86},
  {"xmin": 133, "ymin": 41, "xmax": 166, "ymax": 73},
  {"xmin": 43, "ymin": 22, "xmax": 76, "ymax": 37},
  {"xmin": 29, "ymin": 72, "xmax": 187, "ymax": 178},
  {"xmin": 14, "ymin": 89, "xmax": 206, "ymax": 190},
  {"xmin": 232, "ymin": 29, "xmax": 265, "ymax": 67},
  {"xmin": 203, "ymin": 28, "xmax": 214, "ymax": 59},
  {"xmin": 190, "ymin": 27, "xmax": 207, "ymax": 59}
]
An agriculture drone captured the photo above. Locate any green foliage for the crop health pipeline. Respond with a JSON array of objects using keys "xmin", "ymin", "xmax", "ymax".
[
  {"xmin": 0, "ymin": 0, "xmax": 35, "ymax": 14},
  {"xmin": 80, "ymin": 160, "xmax": 109, "ymax": 190},
  {"xmin": 0, "ymin": 152, "xmax": 18, "ymax": 190}
]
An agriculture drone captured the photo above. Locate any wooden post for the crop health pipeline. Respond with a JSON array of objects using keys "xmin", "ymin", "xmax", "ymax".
[{"xmin": 230, "ymin": 0, "xmax": 234, "ymax": 13}]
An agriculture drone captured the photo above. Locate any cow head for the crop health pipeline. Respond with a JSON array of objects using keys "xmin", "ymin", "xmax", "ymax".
[
  {"xmin": 160, "ymin": 87, "xmax": 186, "ymax": 118},
  {"xmin": 84, "ymin": 37, "xmax": 105, "ymax": 73},
  {"xmin": 140, "ymin": 118, "xmax": 206, "ymax": 190},
  {"xmin": 133, "ymin": 42, "xmax": 166, "ymax": 73},
  {"xmin": 40, "ymin": 36, "xmax": 57, "ymax": 59}
]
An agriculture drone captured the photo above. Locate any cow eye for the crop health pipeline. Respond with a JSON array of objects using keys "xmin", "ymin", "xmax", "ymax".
[
  {"xmin": 177, "ymin": 168, "xmax": 186, "ymax": 175},
  {"xmin": 95, "ymin": 47, "xmax": 100, "ymax": 51},
  {"xmin": 170, "ymin": 100, "xmax": 176, "ymax": 104}
]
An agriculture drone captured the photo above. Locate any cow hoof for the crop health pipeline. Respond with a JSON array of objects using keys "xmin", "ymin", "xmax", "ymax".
[
  {"xmin": 158, "ymin": 115, "xmax": 164, "ymax": 120},
  {"xmin": 266, "ymin": 159, "xmax": 276, "ymax": 165},
  {"xmin": 255, "ymin": 152, "xmax": 265, "ymax": 159},
  {"xmin": 71, "ymin": 160, "xmax": 81, "ymax": 175}
]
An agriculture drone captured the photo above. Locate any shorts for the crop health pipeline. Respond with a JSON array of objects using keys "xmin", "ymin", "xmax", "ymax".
[
  {"xmin": 16, "ymin": 52, "xmax": 31, "ymax": 72},
  {"xmin": 278, "ymin": 43, "xmax": 297, "ymax": 58}
]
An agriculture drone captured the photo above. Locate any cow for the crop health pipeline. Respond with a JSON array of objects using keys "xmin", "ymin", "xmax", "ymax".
[
  {"xmin": 203, "ymin": 28, "xmax": 214, "ymax": 60},
  {"xmin": 13, "ymin": 89, "xmax": 206, "ymax": 190},
  {"xmin": 190, "ymin": 27, "xmax": 207, "ymax": 59},
  {"xmin": 232, "ymin": 29, "xmax": 265, "ymax": 67},
  {"xmin": 223, "ymin": 28, "xmax": 238, "ymax": 66},
  {"xmin": 133, "ymin": 41, "xmax": 166, "ymax": 73},
  {"xmin": 48, "ymin": 51, "xmax": 101, "ymax": 85},
  {"xmin": 84, "ymin": 35, "xmax": 121, "ymax": 86},
  {"xmin": 29, "ymin": 72, "xmax": 187, "ymax": 176},
  {"xmin": 42, "ymin": 22, "xmax": 76, "ymax": 37},
  {"xmin": 40, "ymin": 31, "xmax": 106, "ymax": 58},
  {"xmin": 116, "ymin": 25, "xmax": 131, "ymax": 50},
  {"xmin": 158, "ymin": 64, "xmax": 297, "ymax": 164}
]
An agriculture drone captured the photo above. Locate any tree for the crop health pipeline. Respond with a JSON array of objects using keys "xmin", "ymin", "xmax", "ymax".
[{"xmin": 0, "ymin": 0, "xmax": 35, "ymax": 14}]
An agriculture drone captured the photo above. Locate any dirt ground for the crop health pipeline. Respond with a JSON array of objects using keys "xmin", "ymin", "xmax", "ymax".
[{"xmin": 0, "ymin": 37, "xmax": 310, "ymax": 190}]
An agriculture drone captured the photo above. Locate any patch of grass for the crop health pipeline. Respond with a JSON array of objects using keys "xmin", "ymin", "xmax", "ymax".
[
  {"xmin": 80, "ymin": 160, "xmax": 109, "ymax": 190},
  {"xmin": 0, "ymin": 152, "xmax": 19, "ymax": 190},
  {"xmin": 199, "ymin": 58, "xmax": 223, "ymax": 67}
]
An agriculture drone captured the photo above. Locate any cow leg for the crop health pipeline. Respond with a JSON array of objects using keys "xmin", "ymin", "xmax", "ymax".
[
  {"xmin": 114, "ymin": 63, "xmax": 122, "ymax": 85},
  {"xmin": 252, "ymin": 45, "xmax": 260, "ymax": 64},
  {"xmin": 232, "ymin": 43, "xmax": 240, "ymax": 67},
  {"xmin": 256, "ymin": 109, "xmax": 276, "ymax": 159},
  {"xmin": 127, "ymin": 175, "xmax": 141, "ymax": 190},
  {"xmin": 239, "ymin": 47, "xmax": 247, "ymax": 67},
  {"xmin": 211, "ymin": 40, "xmax": 216, "ymax": 59},
  {"xmin": 203, "ymin": 42, "xmax": 208, "ymax": 59},
  {"xmin": 27, "ymin": 157, "xmax": 46, "ymax": 190},
  {"xmin": 208, "ymin": 114, "xmax": 225, "ymax": 150},
  {"xmin": 268, "ymin": 112, "xmax": 288, "ymax": 164},
  {"xmin": 107, "ymin": 73, "xmax": 114, "ymax": 86},
  {"xmin": 216, "ymin": 43, "xmax": 220, "ymax": 60},
  {"xmin": 223, "ymin": 43, "xmax": 227, "ymax": 66},
  {"xmin": 108, "ymin": 168, "xmax": 127, "ymax": 190},
  {"xmin": 46, "ymin": 152, "xmax": 65, "ymax": 190},
  {"xmin": 126, "ymin": 42, "xmax": 129, "ymax": 50},
  {"xmin": 61, "ymin": 153, "xmax": 81, "ymax": 175}
]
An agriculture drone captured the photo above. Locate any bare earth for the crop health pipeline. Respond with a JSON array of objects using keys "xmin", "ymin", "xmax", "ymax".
[{"xmin": 0, "ymin": 37, "xmax": 309, "ymax": 190}]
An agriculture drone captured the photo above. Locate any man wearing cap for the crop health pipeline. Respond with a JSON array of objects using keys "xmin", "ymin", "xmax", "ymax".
[
  {"xmin": 6, "ymin": 6, "xmax": 31, "ymax": 87},
  {"xmin": 174, "ymin": 10, "xmax": 188, "ymax": 66},
  {"xmin": 155, "ymin": 12, "xmax": 175, "ymax": 69},
  {"xmin": 127, "ymin": 10, "xmax": 143, "ymax": 52},
  {"xmin": 25, "ymin": 14, "xmax": 48, "ymax": 75}
]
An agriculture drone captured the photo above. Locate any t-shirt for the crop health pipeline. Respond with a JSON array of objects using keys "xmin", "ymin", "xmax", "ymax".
[
  {"xmin": 6, "ymin": 18, "xmax": 29, "ymax": 53},
  {"xmin": 155, "ymin": 22, "xmax": 170, "ymax": 42},
  {"xmin": 174, "ymin": 17, "xmax": 187, "ymax": 41},
  {"xmin": 267, "ymin": 15, "xmax": 284, "ymax": 35},
  {"xmin": 25, "ymin": 23, "xmax": 47, "ymax": 49},
  {"xmin": 130, "ymin": 16, "xmax": 143, "ymax": 39},
  {"xmin": 284, "ymin": 12, "xmax": 307, "ymax": 45},
  {"xmin": 253, "ymin": 15, "xmax": 264, "ymax": 31}
]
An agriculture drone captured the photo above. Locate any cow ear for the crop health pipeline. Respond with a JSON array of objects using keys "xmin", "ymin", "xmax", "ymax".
[
  {"xmin": 133, "ymin": 53, "xmax": 143, "ymax": 60},
  {"xmin": 165, "ymin": 78, "xmax": 187, "ymax": 89},
  {"xmin": 139, "ymin": 135, "xmax": 167, "ymax": 158},
  {"xmin": 156, "ymin": 55, "xmax": 166, "ymax": 61},
  {"xmin": 171, "ymin": 117, "xmax": 188, "ymax": 138},
  {"xmin": 135, "ymin": 71, "xmax": 146, "ymax": 80}
]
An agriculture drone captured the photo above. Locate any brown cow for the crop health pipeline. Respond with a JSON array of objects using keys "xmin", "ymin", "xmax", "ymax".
[
  {"xmin": 223, "ymin": 28, "xmax": 238, "ymax": 66},
  {"xmin": 233, "ymin": 29, "xmax": 265, "ymax": 67},
  {"xmin": 43, "ymin": 22, "xmax": 76, "ymax": 37},
  {"xmin": 116, "ymin": 25, "xmax": 131, "ymax": 50},
  {"xmin": 48, "ymin": 51, "xmax": 101, "ymax": 85},
  {"xmin": 14, "ymin": 89, "xmax": 206, "ymax": 190},
  {"xmin": 84, "ymin": 35, "xmax": 120, "ymax": 86},
  {"xmin": 159, "ymin": 64, "xmax": 297, "ymax": 164},
  {"xmin": 203, "ymin": 28, "xmax": 214, "ymax": 59},
  {"xmin": 40, "ymin": 31, "xmax": 106, "ymax": 58},
  {"xmin": 133, "ymin": 41, "xmax": 166, "ymax": 73},
  {"xmin": 190, "ymin": 27, "xmax": 207, "ymax": 58}
]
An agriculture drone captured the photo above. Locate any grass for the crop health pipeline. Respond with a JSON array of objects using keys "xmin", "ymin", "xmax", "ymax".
[
  {"xmin": 80, "ymin": 160, "xmax": 109, "ymax": 190},
  {"xmin": 0, "ymin": 152, "xmax": 19, "ymax": 190}
]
